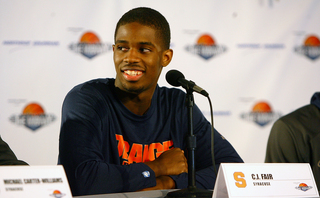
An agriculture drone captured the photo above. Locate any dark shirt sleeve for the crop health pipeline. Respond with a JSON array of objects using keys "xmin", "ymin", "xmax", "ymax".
[
  {"xmin": 265, "ymin": 119, "xmax": 301, "ymax": 163},
  {"xmin": 170, "ymin": 105, "xmax": 243, "ymax": 189},
  {"xmin": 58, "ymin": 86, "xmax": 156, "ymax": 196},
  {"xmin": 0, "ymin": 136, "xmax": 28, "ymax": 165}
]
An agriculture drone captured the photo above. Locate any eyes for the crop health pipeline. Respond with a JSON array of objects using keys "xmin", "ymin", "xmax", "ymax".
[
  {"xmin": 115, "ymin": 45, "xmax": 152, "ymax": 53},
  {"xmin": 116, "ymin": 45, "xmax": 128, "ymax": 51},
  {"xmin": 140, "ymin": 48, "xmax": 152, "ymax": 53}
]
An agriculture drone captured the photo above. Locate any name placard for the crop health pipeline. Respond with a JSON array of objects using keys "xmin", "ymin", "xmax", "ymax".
[
  {"xmin": 0, "ymin": 165, "xmax": 72, "ymax": 198},
  {"xmin": 213, "ymin": 163, "xmax": 319, "ymax": 198}
]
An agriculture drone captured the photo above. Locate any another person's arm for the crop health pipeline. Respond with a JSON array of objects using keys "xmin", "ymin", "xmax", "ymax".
[
  {"xmin": 265, "ymin": 119, "xmax": 301, "ymax": 163},
  {"xmin": 0, "ymin": 136, "xmax": 28, "ymax": 165}
]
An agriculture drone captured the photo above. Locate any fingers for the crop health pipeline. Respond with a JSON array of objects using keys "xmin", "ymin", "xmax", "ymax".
[
  {"xmin": 183, "ymin": 155, "xmax": 188, "ymax": 174},
  {"xmin": 144, "ymin": 147, "xmax": 188, "ymax": 177},
  {"xmin": 157, "ymin": 148, "xmax": 188, "ymax": 176}
]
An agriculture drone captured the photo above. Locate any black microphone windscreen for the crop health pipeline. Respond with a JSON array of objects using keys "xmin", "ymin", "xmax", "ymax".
[{"xmin": 166, "ymin": 70, "xmax": 185, "ymax": 87}]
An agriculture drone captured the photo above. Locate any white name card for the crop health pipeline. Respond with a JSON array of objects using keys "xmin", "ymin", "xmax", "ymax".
[
  {"xmin": 213, "ymin": 163, "xmax": 319, "ymax": 198},
  {"xmin": 0, "ymin": 165, "xmax": 72, "ymax": 198}
]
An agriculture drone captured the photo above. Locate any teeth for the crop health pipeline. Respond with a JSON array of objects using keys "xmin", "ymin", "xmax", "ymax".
[{"xmin": 124, "ymin": 70, "xmax": 142, "ymax": 76}]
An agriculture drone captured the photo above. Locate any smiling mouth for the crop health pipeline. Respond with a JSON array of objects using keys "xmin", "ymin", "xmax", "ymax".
[
  {"xmin": 124, "ymin": 70, "xmax": 143, "ymax": 76},
  {"xmin": 122, "ymin": 69, "xmax": 144, "ymax": 81}
]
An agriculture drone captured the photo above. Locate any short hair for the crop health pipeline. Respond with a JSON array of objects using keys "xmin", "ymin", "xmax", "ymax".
[{"xmin": 114, "ymin": 7, "xmax": 171, "ymax": 50}]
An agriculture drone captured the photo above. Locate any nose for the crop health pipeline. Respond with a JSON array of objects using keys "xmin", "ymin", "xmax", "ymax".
[{"xmin": 124, "ymin": 49, "xmax": 140, "ymax": 64}]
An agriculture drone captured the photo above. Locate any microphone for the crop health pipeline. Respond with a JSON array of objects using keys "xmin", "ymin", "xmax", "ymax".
[{"xmin": 166, "ymin": 69, "xmax": 209, "ymax": 97}]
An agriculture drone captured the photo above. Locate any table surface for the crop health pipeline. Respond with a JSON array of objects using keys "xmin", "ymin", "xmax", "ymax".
[{"xmin": 74, "ymin": 189, "xmax": 177, "ymax": 198}]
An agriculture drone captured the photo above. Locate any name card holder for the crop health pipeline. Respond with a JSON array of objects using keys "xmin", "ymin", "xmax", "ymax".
[
  {"xmin": 0, "ymin": 165, "xmax": 72, "ymax": 198},
  {"xmin": 213, "ymin": 163, "xmax": 319, "ymax": 198}
]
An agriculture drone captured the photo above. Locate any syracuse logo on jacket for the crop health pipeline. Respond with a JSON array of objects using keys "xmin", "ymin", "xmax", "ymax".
[{"xmin": 116, "ymin": 134, "xmax": 174, "ymax": 165}]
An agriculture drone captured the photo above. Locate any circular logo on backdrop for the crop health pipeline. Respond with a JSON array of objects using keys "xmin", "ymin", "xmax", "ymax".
[
  {"xmin": 80, "ymin": 32, "xmax": 101, "ymax": 44},
  {"xmin": 304, "ymin": 35, "xmax": 320, "ymax": 46},
  {"xmin": 252, "ymin": 102, "xmax": 272, "ymax": 113},
  {"xmin": 294, "ymin": 34, "xmax": 320, "ymax": 61},
  {"xmin": 23, "ymin": 103, "xmax": 45, "ymax": 115},
  {"xmin": 9, "ymin": 102, "xmax": 56, "ymax": 131},
  {"xmin": 185, "ymin": 33, "xmax": 227, "ymax": 60},
  {"xmin": 69, "ymin": 31, "xmax": 112, "ymax": 59},
  {"xmin": 240, "ymin": 101, "xmax": 282, "ymax": 127},
  {"xmin": 197, "ymin": 34, "xmax": 215, "ymax": 45}
]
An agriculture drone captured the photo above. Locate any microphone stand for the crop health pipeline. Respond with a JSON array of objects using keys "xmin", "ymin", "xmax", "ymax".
[{"xmin": 166, "ymin": 85, "xmax": 212, "ymax": 198}]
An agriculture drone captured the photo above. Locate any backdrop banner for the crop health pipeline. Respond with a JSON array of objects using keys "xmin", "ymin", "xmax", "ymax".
[{"xmin": 1, "ymin": 0, "xmax": 320, "ymax": 165}]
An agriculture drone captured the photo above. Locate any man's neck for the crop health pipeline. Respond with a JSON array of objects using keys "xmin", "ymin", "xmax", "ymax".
[{"xmin": 114, "ymin": 87, "xmax": 154, "ymax": 116}]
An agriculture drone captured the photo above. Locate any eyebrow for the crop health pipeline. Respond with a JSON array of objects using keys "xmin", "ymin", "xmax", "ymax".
[
  {"xmin": 115, "ymin": 40, "xmax": 155, "ymax": 47},
  {"xmin": 115, "ymin": 40, "xmax": 128, "ymax": 44},
  {"xmin": 139, "ymin": 42, "xmax": 155, "ymax": 47}
]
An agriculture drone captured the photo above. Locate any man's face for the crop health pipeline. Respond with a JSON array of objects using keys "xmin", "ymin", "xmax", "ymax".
[{"xmin": 113, "ymin": 22, "xmax": 172, "ymax": 95}]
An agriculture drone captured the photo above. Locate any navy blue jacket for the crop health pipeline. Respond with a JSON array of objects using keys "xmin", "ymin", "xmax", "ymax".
[{"xmin": 58, "ymin": 78, "xmax": 243, "ymax": 196}]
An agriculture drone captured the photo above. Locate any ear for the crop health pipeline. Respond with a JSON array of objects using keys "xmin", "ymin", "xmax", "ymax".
[{"xmin": 162, "ymin": 49, "xmax": 173, "ymax": 67}]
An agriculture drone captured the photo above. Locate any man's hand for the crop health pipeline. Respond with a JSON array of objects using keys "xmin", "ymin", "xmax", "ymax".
[
  {"xmin": 144, "ymin": 148, "xmax": 188, "ymax": 177},
  {"xmin": 137, "ymin": 176, "xmax": 176, "ymax": 191}
]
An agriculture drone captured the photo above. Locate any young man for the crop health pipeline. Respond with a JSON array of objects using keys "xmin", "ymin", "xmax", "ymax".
[{"xmin": 59, "ymin": 7, "xmax": 243, "ymax": 196}]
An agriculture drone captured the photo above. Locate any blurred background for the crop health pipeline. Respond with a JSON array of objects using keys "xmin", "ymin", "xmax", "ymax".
[{"xmin": 1, "ymin": 0, "xmax": 319, "ymax": 165}]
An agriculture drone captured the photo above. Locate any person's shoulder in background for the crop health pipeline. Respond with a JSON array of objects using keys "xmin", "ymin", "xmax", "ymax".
[{"xmin": 0, "ymin": 135, "xmax": 28, "ymax": 165}]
